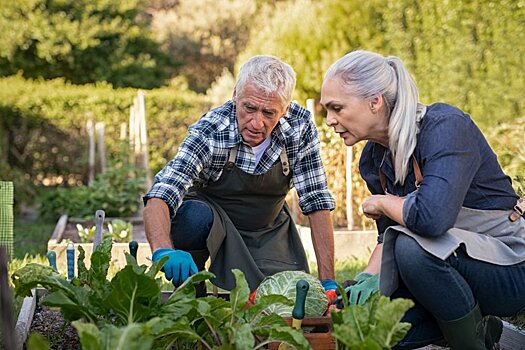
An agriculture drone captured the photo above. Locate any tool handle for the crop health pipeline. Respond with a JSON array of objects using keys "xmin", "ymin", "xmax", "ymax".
[
  {"xmin": 66, "ymin": 243, "xmax": 75, "ymax": 280},
  {"xmin": 47, "ymin": 251, "xmax": 57, "ymax": 271},
  {"xmin": 292, "ymin": 279, "xmax": 309, "ymax": 322},
  {"xmin": 93, "ymin": 209, "xmax": 105, "ymax": 249},
  {"xmin": 129, "ymin": 240, "xmax": 138, "ymax": 260}
]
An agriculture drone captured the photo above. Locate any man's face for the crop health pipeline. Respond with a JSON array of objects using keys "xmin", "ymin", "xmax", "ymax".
[{"xmin": 233, "ymin": 83, "xmax": 288, "ymax": 147}]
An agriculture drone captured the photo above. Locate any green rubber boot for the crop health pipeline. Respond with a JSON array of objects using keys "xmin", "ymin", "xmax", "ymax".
[
  {"xmin": 189, "ymin": 249, "xmax": 209, "ymax": 298},
  {"xmin": 437, "ymin": 304, "xmax": 503, "ymax": 350}
]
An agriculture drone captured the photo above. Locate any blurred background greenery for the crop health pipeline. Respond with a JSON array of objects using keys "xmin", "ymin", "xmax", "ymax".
[{"xmin": 0, "ymin": 0, "xmax": 524, "ymax": 257}]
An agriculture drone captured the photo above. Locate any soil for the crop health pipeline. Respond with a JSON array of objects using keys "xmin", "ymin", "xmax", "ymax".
[{"xmin": 28, "ymin": 306, "xmax": 79, "ymax": 350}]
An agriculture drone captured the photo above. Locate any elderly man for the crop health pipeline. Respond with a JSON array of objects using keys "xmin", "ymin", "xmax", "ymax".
[{"xmin": 143, "ymin": 55, "xmax": 336, "ymax": 295}]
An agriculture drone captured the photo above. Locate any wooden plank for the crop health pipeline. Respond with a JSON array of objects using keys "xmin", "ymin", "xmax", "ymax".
[
  {"xmin": 500, "ymin": 321, "xmax": 525, "ymax": 350},
  {"xmin": 48, "ymin": 214, "xmax": 68, "ymax": 245},
  {"xmin": 14, "ymin": 289, "xmax": 37, "ymax": 350}
]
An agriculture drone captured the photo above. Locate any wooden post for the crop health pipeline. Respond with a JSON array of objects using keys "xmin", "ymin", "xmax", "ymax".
[
  {"xmin": 137, "ymin": 90, "xmax": 152, "ymax": 188},
  {"xmin": 86, "ymin": 116, "xmax": 95, "ymax": 185},
  {"xmin": 346, "ymin": 147, "xmax": 354, "ymax": 230},
  {"xmin": 120, "ymin": 122, "xmax": 127, "ymax": 141},
  {"xmin": 129, "ymin": 103, "xmax": 135, "ymax": 165},
  {"xmin": 95, "ymin": 122, "xmax": 106, "ymax": 173},
  {"xmin": 0, "ymin": 246, "xmax": 15, "ymax": 350}
]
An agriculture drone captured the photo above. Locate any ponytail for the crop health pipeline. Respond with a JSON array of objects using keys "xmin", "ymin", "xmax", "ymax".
[{"xmin": 385, "ymin": 56, "xmax": 419, "ymax": 184}]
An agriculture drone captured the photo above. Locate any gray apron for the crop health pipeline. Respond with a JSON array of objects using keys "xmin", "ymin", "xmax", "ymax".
[
  {"xmin": 186, "ymin": 144, "xmax": 309, "ymax": 291},
  {"xmin": 381, "ymin": 203, "xmax": 525, "ymax": 297}
]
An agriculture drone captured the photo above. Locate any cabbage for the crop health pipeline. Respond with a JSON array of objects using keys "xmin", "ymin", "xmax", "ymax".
[{"xmin": 254, "ymin": 270, "xmax": 328, "ymax": 317}]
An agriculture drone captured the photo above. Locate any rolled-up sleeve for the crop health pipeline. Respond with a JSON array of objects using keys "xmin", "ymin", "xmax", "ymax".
[
  {"xmin": 143, "ymin": 132, "xmax": 211, "ymax": 217},
  {"xmin": 294, "ymin": 121, "xmax": 335, "ymax": 214}
]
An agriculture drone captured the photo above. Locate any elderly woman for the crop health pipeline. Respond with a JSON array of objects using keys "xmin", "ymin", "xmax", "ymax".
[{"xmin": 321, "ymin": 50, "xmax": 525, "ymax": 349}]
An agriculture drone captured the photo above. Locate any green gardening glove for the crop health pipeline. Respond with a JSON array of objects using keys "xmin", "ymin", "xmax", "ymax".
[{"xmin": 348, "ymin": 272, "xmax": 380, "ymax": 305}]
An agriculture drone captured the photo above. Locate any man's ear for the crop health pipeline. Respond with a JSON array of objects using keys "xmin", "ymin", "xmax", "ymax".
[{"xmin": 232, "ymin": 87, "xmax": 237, "ymax": 102}]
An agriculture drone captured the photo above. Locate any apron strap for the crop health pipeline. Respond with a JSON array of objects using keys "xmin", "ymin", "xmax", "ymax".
[
  {"xmin": 228, "ymin": 144, "xmax": 290, "ymax": 176},
  {"xmin": 379, "ymin": 155, "xmax": 423, "ymax": 194},
  {"xmin": 280, "ymin": 147, "xmax": 290, "ymax": 176},
  {"xmin": 226, "ymin": 146, "xmax": 238, "ymax": 171}
]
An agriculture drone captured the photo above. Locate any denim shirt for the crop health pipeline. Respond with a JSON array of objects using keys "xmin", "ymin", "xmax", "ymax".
[{"xmin": 360, "ymin": 103, "xmax": 519, "ymax": 243}]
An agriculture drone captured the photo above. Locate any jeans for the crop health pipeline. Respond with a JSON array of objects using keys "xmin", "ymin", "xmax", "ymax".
[
  {"xmin": 170, "ymin": 199, "xmax": 213, "ymax": 251},
  {"xmin": 392, "ymin": 234, "xmax": 525, "ymax": 349}
]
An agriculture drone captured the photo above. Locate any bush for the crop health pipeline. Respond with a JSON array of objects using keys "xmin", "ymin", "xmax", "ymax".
[{"xmin": 37, "ymin": 144, "xmax": 146, "ymax": 220}]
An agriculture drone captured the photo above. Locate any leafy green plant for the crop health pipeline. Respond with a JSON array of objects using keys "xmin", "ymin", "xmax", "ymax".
[
  {"xmin": 12, "ymin": 236, "xmax": 311, "ymax": 350},
  {"xmin": 76, "ymin": 223, "xmax": 96, "ymax": 242},
  {"xmin": 107, "ymin": 219, "xmax": 132, "ymax": 242},
  {"xmin": 38, "ymin": 143, "xmax": 146, "ymax": 220},
  {"xmin": 76, "ymin": 219, "xmax": 132, "ymax": 243},
  {"xmin": 331, "ymin": 291, "xmax": 414, "ymax": 349}
]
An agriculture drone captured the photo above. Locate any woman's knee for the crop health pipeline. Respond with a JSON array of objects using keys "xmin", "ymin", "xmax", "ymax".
[{"xmin": 394, "ymin": 234, "xmax": 428, "ymax": 273}]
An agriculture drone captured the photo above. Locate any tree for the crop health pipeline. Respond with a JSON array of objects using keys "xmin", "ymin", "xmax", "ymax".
[
  {"xmin": 148, "ymin": 0, "xmax": 258, "ymax": 92},
  {"xmin": 0, "ymin": 0, "xmax": 173, "ymax": 88}
]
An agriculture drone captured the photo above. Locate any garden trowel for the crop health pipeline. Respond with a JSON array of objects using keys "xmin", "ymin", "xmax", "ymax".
[
  {"xmin": 93, "ymin": 209, "xmax": 105, "ymax": 249},
  {"xmin": 278, "ymin": 279, "xmax": 309, "ymax": 350}
]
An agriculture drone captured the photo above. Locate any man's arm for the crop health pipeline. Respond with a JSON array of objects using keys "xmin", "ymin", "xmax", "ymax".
[
  {"xmin": 362, "ymin": 243, "xmax": 382, "ymax": 275},
  {"xmin": 307, "ymin": 209, "xmax": 335, "ymax": 280},
  {"xmin": 143, "ymin": 198, "xmax": 173, "ymax": 251}
]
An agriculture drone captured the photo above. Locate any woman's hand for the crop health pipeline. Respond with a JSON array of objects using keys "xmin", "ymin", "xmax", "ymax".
[
  {"xmin": 361, "ymin": 195, "xmax": 385, "ymax": 220},
  {"xmin": 362, "ymin": 194, "xmax": 406, "ymax": 225}
]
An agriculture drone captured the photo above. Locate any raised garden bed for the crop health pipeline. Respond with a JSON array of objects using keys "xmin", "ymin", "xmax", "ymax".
[
  {"xmin": 15, "ymin": 287, "xmax": 525, "ymax": 350},
  {"xmin": 47, "ymin": 214, "xmax": 151, "ymax": 272}
]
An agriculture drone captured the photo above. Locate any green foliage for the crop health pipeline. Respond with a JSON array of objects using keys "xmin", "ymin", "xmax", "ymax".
[
  {"xmin": 76, "ymin": 219, "xmax": 132, "ymax": 243},
  {"xmin": 38, "ymin": 145, "xmax": 146, "ymax": 220},
  {"xmin": 150, "ymin": 0, "xmax": 258, "ymax": 92},
  {"xmin": 0, "ymin": 0, "xmax": 173, "ymax": 88},
  {"xmin": 11, "ymin": 236, "xmax": 310, "ymax": 350},
  {"xmin": 331, "ymin": 292, "xmax": 414, "ymax": 349},
  {"xmin": 239, "ymin": 0, "xmax": 524, "ymax": 127},
  {"xmin": 0, "ymin": 75, "xmax": 209, "ymax": 195}
]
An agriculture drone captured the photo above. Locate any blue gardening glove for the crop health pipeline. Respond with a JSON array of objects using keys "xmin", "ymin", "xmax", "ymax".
[
  {"xmin": 347, "ymin": 272, "xmax": 379, "ymax": 305},
  {"xmin": 321, "ymin": 279, "xmax": 338, "ymax": 306},
  {"xmin": 152, "ymin": 248, "xmax": 198, "ymax": 287},
  {"xmin": 321, "ymin": 279, "xmax": 338, "ymax": 291}
]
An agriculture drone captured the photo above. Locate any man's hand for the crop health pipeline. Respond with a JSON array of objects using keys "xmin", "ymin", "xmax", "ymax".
[
  {"xmin": 152, "ymin": 248, "xmax": 198, "ymax": 286},
  {"xmin": 321, "ymin": 279, "xmax": 338, "ymax": 305},
  {"xmin": 347, "ymin": 272, "xmax": 379, "ymax": 305}
]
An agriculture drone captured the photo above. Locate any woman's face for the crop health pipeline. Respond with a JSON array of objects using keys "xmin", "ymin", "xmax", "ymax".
[{"xmin": 320, "ymin": 76, "xmax": 387, "ymax": 147}]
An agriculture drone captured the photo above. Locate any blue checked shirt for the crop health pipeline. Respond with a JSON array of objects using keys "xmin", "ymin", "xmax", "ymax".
[{"xmin": 144, "ymin": 100, "xmax": 335, "ymax": 217}]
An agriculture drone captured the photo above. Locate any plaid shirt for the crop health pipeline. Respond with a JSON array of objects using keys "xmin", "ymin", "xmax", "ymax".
[{"xmin": 144, "ymin": 100, "xmax": 335, "ymax": 216}]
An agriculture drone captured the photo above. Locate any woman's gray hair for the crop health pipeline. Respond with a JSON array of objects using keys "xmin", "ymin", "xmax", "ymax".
[
  {"xmin": 235, "ymin": 55, "xmax": 296, "ymax": 109},
  {"xmin": 324, "ymin": 50, "xmax": 420, "ymax": 185}
]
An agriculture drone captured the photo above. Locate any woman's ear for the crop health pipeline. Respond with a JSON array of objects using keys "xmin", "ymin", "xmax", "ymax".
[{"xmin": 369, "ymin": 95, "xmax": 384, "ymax": 114}]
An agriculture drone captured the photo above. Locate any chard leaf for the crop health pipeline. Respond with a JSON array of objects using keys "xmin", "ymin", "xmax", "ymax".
[
  {"xmin": 77, "ymin": 245, "xmax": 88, "ymax": 283},
  {"xmin": 234, "ymin": 323, "xmax": 256, "ymax": 350},
  {"xmin": 11, "ymin": 263, "xmax": 60, "ymax": 297},
  {"xmin": 261, "ymin": 325, "xmax": 310, "ymax": 350},
  {"xmin": 331, "ymin": 293, "xmax": 413, "ymax": 349},
  {"xmin": 71, "ymin": 322, "xmax": 102, "ymax": 350},
  {"xmin": 246, "ymin": 294, "xmax": 293, "ymax": 322},
  {"xmin": 250, "ymin": 313, "xmax": 287, "ymax": 330},
  {"xmin": 26, "ymin": 332, "xmax": 50, "ymax": 350},
  {"xmin": 41, "ymin": 290, "xmax": 98, "ymax": 323},
  {"xmin": 106, "ymin": 265, "xmax": 161, "ymax": 325},
  {"xmin": 104, "ymin": 323, "xmax": 154, "ymax": 350},
  {"xmin": 230, "ymin": 269, "xmax": 250, "ymax": 317},
  {"xmin": 88, "ymin": 236, "xmax": 112, "ymax": 291}
]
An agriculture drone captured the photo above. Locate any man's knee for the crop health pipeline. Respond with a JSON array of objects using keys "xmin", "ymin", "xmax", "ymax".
[{"xmin": 170, "ymin": 200, "xmax": 213, "ymax": 250}]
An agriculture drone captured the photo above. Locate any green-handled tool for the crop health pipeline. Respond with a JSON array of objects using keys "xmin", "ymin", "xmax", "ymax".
[
  {"xmin": 129, "ymin": 240, "xmax": 138, "ymax": 260},
  {"xmin": 291, "ymin": 279, "xmax": 309, "ymax": 329},
  {"xmin": 279, "ymin": 279, "xmax": 309, "ymax": 350},
  {"xmin": 47, "ymin": 250, "xmax": 57, "ymax": 271}
]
